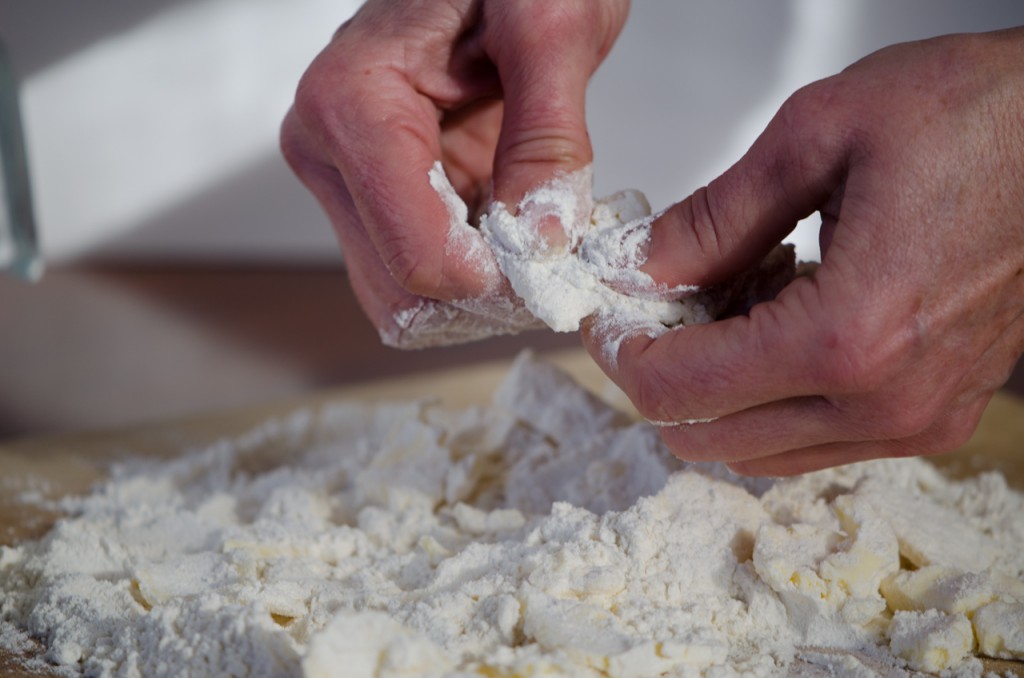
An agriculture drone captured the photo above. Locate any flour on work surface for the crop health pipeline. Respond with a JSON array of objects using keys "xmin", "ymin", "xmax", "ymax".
[{"xmin": 2, "ymin": 354, "xmax": 1023, "ymax": 677}]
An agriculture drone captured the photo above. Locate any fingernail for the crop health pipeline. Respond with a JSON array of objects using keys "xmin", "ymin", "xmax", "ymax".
[{"xmin": 520, "ymin": 202, "xmax": 571, "ymax": 256}]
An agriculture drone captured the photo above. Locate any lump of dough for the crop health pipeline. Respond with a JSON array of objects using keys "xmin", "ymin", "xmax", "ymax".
[
  {"xmin": 972, "ymin": 601, "xmax": 1024, "ymax": 660},
  {"xmin": 887, "ymin": 609, "xmax": 974, "ymax": 673}
]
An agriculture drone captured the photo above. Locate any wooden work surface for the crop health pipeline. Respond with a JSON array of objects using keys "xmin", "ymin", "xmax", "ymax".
[{"xmin": 1, "ymin": 349, "xmax": 1022, "ymax": 676}]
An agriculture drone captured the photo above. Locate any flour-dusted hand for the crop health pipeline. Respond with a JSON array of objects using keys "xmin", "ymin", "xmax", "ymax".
[
  {"xmin": 583, "ymin": 29, "xmax": 1024, "ymax": 475},
  {"xmin": 281, "ymin": 0, "xmax": 629, "ymax": 347}
]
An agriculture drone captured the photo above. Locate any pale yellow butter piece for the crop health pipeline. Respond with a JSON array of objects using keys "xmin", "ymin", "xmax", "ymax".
[
  {"xmin": 972, "ymin": 601, "xmax": 1024, "ymax": 660},
  {"xmin": 821, "ymin": 494, "xmax": 900, "ymax": 599},
  {"xmin": 858, "ymin": 478, "xmax": 997, "ymax": 572},
  {"xmin": 881, "ymin": 565, "xmax": 995, "ymax": 616},
  {"xmin": 753, "ymin": 492, "xmax": 898, "ymax": 634},
  {"xmin": 303, "ymin": 612, "xmax": 454, "ymax": 678},
  {"xmin": 887, "ymin": 609, "xmax": 974, "ymax": 673}
]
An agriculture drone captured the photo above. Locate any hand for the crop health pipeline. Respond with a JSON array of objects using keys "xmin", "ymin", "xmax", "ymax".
[
  {"xmin": 281, "ymin": 0, "xmax": 629, "ymax": 347},
  {"xmin": 583, "ymin": 29, "xmax": 1024, "ymax": 475}
]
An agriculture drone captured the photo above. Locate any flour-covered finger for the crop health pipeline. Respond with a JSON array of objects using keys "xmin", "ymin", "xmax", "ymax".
[{"xmin": 585, "ymin": 281, "xmax": 829, "ymax": 423}]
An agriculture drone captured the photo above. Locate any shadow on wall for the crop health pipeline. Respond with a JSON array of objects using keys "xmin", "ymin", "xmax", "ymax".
[
  {"xmin": 0, "ymin": 0, "xmax": 199, "ymax": 79},
  {"xmin": 588, "ymin": 1, "xmax": 796, "ymax": 209},
  {"xmin": 78, "ymin": 150, "xmax": 335, "ymax": 263}
]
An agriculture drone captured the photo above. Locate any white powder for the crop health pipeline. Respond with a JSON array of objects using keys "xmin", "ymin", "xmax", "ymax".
[{"xmin": 2, "ymin": 354, "xmax": 1023, "ymax": 677}]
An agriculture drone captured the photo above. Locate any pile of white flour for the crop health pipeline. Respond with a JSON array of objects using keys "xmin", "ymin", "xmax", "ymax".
[{"xmin": 1, "ymin": 355, "xmax": 1022, "ymax": 677}]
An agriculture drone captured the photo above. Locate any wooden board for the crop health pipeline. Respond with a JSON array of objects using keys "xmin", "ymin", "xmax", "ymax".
[{"xmin": 1, "ymin": 349, "xmax": 1022, "ymax": 676}]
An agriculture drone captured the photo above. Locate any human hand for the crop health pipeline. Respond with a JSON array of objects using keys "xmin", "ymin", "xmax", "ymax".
[
  {"xmin": 583, "ymin": 29, "xmax": 1024, "ymax": 475},
  {"xmin": 281, "ymin": 0, "xmax": 629, "ymax": 348}
]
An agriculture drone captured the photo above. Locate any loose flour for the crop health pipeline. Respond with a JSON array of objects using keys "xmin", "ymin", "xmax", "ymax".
[{"xmin": 1, "ymin": 354, "xmax": 1022, "ymax": 677}]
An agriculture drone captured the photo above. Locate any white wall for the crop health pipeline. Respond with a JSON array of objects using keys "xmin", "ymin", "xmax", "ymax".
[
  {"xmin": 587, "ymin": 1, "xmax": 1024, "ymax": 261},
  {"xmin": 3, "ymin": 1, "xmax": 1023, "ymax": 264}
]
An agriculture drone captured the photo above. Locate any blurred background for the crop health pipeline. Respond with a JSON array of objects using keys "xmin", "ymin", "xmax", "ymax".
[{"xmin": 1, "ymin": 0, "xmax": 1023, "ymax": 439}]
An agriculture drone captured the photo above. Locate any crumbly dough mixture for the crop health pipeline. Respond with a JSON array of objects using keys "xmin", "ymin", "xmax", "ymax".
[
  {"xmin": 1, "ymin": 355, "xmax": 1023, "ymax": 677},
  {"xmin": 388, "ymin": 165, "xmax": 793, "ymax": 354}
]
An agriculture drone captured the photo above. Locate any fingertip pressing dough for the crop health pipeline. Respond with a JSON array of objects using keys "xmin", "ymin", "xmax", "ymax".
[{"xmin": 405, "ymin": 164, "xmax": 796, "ymax": 358}]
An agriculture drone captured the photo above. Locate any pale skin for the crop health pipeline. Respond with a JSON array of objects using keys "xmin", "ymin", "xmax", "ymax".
[
  {"xmin": 283, "ymin": 2, "xmax": 1024, "ymax": 476},
  {"xmin": 281, "ymin": 0, "xmax": 630, "ymax": 344}
]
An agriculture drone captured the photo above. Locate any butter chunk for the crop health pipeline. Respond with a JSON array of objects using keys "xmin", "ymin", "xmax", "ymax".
[
  {"xmin": 972, "ymin": 601, "xmax": 1024, "ymax": 660},
  {"xmin": 303, "ymin": 612, "xmax": 453, "ymax": 678},
  {"xmin": 520, "ymin": 592, "xmax": 726, "ymax": 678},
  {"xmin": 881, "ymin": 565, "xmax": 995, "ymax": 616},
  {"xmin": 887, "ymin": 609, "xmax": 974, "ymax": 673},
  {"xmin": 858, "ymin": 478, "xmax": 997, "ymax": 572},
  {"xmin": 821, "ymin": 494, "xmax": 900, "ymax": 599},
  {"xmin": 753, "ymin": 493, "xmax": 898, "ymax": 636}
]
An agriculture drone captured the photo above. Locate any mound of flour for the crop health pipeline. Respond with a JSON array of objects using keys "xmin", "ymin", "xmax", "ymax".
[{"xmin": 2, "ymin": 354, "xmax": 1023, "ymax": 677}]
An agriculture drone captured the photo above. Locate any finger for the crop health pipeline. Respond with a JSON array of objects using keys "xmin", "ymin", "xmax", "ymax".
[
  {"xmin": 582, "ymin": 273, "xmax": 841, "ymax": 422},
  {"xmin": 292, "ymin": 41, "xmax": 498, "ymax": 302},
  {"xmin": 283, "ymin": 109, "xmax": 414, "ymax": 328},
  {"xmin": 651, "ymin": 323, "xmax": 1017, "ymax": 465},
  {"xmin": 725, "ymin": 394, "xmax": 991, "ymax": 476},
  {"xmin": 439, "ymin": 98, "xmax": 505, "ymax": 216},
  {"xmin": 484, "ymin": 2, "xmax": 614, "ymax": 245},
  {"xmin": 641, "ymin": 84, "xmax": 849, "ymax": 288},
  {"xmin": 657, "ymin": 396, "xmax": 859, "ymax": 464},
  {"xmin": 286, "ymin": 104, "xmax": 538, "ymax": 345}
]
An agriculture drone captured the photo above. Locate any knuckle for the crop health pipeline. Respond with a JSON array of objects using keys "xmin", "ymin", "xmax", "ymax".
[
  {"xmin": 844, "ymin": 385, "xmax": 947, "ymax": 441},
  {"xmin": 810, "ymin": 320, "xmax": 953, "ymax": 440},
  {"xmin": 809, "ymin": 335, "xmax": 875, "ymax": 395},
  {"xmin": 506, "ymin": 0, "xmax": 596, "ymax": 46},
  {"xmin": 809, "ymin": 316, "xmax": 905, "ymax": 396},
  {"xmin": 777, "ymin": 79, "xmax": 844, "ymax": 142},
  {"xmin": 279, "ymin": 112, "xmax": 318, "ymax": 177},
  {"xmin": 678, "ymin": 186, "xmax": 727, "ymax": 262},
  {"xmin": 875, "ymin": 399, "xmax": 941, "ymax": 440},
  {"xmin": 499, "ymin": 126, "xmax": 591, "ymax": 170},
  {"xmin": 279, "ymin": 117, "xmax": 305, "ymax": 172},
  {"xmin": 292, "ymin": 46, "xmax": 383, "ymax": 136},
  {"xmin": 293, "ymin": 62, "xmax": 337, "ymax": 129},
  {"xmin": 769, "ymin": 79, "xmax": 850, "ymax": 189},
  {"xmin": 933, "ymin": 403, "xmax": 985, "ymax": 453}
]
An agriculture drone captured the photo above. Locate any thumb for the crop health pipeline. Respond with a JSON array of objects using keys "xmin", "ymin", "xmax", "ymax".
[{"xmin": 644, "ymin": 94, "xmax": 848, "ymax": 287}]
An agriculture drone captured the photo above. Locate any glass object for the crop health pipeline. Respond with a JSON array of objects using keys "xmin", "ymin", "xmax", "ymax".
[{"xmin": 0, "ymin": 39, "xmax": 41, "ymax": 281}]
